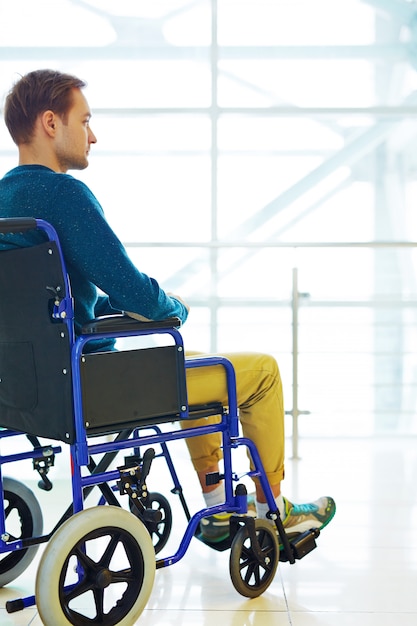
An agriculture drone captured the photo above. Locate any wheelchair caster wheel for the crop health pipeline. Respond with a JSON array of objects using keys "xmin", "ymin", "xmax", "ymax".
[
  {"xmin": 36, "ymin": 506, "xmax": 155, "ymax": 625},
  {"xmin": 131, "ymin": 491, "xmax": 172, "ymax": 554},
  {"xmin": 229, "ymin": 518, "xmax": 279, "ymax": 598},
  {"xmin": 0, "ymin": 477, "xmax": 43, "ymax": 587}
]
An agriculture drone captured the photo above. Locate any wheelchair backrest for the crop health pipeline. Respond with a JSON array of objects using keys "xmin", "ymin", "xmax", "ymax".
[
  {"xmin": 0, "ymin": 219, "xmax": 188, "ymax": 444},
  {"xmin": 0, "ymin": 240, "xmax": 75, "ymax": 442}
]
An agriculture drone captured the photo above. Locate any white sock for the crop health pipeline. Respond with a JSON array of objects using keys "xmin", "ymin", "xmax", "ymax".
[
  {"xmin": 275, "ymin": 494, "xmax": 285, "ymax": 518},
  {"xmin": 203, "ymin": 484, "xmax": 225, "ymax": 508},
  {"xmin": 256, "ymin": 494, "xmax": 285, "ymax": 519}
]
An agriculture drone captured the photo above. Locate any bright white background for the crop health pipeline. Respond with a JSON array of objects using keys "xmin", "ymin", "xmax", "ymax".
[{"xmin": 1, "ymin": 0, "xmax": 417, "ymax": 438}]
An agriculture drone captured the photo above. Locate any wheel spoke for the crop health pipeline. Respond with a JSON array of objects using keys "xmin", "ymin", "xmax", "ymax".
[
  {"xmin": 4, "ymin": 501, "xmax": 13, "ymax": 518},
  {"xmin": 110, "ymin": 567, "xmax": 136, "ymax": 584},
  {"xmin": 62, "ymin": 577, "xmax": 93, "ymax": 603},
  {"xmin": 98, "ymin": 532, "xmax": 121, "ymax": 568},
  {"xmin": 92, "ymin": 587, "xmax": 105, "ymax": 620},
  {"xmin": 72, "ymin": 544, "xmax": 99, "ymax": 572},
  {"xmin": 244, "ymin": 561, "xmax": 258, "ymax": 585}
]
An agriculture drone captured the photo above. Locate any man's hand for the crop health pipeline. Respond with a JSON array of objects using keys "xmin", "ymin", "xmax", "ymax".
[{"xmin": 167, "ymin": 292, "xmax": 190, "ymax": 313}]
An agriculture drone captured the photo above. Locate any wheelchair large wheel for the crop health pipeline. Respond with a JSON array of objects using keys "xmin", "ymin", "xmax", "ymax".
[
  {"xmin": 0, "ymin": 477, "xmax": 43, "ymax": 587},
  {"xmin": 35, "ymin": 506, "xmax": 155, "ymax": 626},
  {"xmin": 229, "ymin": 519, "xmax": 279, "ymax": 598},
  {"xmin": 131, "ymin": 491, "xmax": 172, "ymax": 554}
]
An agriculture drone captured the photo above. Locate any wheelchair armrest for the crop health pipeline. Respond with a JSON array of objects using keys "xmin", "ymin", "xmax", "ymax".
[{"xmin": 81, "ymin": 314, "xmax": 182, "ymax": 334}]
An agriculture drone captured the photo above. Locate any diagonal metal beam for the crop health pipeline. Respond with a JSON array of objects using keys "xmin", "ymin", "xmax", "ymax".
[
  {"xmin": 362, "ymin": 0, "xmax": 417, "ymax": 22},
  {"xmin": 163, "ymin": 89, "xmax": 417, "ymax": 290}
]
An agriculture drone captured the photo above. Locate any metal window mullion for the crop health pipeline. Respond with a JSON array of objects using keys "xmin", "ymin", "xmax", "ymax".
[{"xmin": 209, "ymin": 0, "xmax": 219, "ymax": 353}]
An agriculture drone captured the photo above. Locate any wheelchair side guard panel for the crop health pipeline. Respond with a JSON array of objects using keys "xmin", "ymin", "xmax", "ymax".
[{"xmin": 80, "ymin": 345, "xmax": 187, "ymax": 434}]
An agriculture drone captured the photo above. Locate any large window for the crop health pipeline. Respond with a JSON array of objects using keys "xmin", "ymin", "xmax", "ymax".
[{"xmin": 1, "ymin": 0, "xmax": 417, "ymax": 438}]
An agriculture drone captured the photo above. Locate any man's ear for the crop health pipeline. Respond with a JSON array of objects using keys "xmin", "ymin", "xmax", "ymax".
[{"xmin": 40, "ymin": 110, "xmax": 58, "ymax": 137}]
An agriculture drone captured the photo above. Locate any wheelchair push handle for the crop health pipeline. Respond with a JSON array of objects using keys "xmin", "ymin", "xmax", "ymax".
[
  {"xmin": 0, "ymin": 218, "xmax": 62, "ymax": 251},
  {"xmin": 0, "ymin": 217, "xmax": 37, "ymax": 233}
]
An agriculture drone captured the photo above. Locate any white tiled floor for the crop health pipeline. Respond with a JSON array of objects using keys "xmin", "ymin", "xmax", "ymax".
[{"xmin": 0, "ymin": 435, "xmax": 416, "ymax": 625}]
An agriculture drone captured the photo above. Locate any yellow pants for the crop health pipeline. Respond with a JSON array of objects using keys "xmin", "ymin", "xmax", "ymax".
[{"xmin": 182, "ymin": 352, "xmax": 285, "ymax": 487}]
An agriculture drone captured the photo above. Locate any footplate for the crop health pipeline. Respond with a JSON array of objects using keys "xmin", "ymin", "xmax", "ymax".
[{"xmin": 279, "ymin": 528, "xmax": 320, "ymax": 562}]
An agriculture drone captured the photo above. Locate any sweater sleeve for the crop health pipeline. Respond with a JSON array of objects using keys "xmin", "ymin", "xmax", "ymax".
[{"xmin": 50, "ymin": 176, "xmax": 189, "ymax": 324}]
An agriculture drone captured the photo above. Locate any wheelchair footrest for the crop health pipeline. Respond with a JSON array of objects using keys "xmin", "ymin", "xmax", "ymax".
[
  {"xmin": 279, "ymin": 528, "xmax": 320, "ymax": 562},
  {"xmin": 197, "ymin": 517, "xmax": 321, "ymax": 559}
]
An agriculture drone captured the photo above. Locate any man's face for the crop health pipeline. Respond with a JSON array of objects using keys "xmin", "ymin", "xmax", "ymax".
[{"xmin": 54, "ymin": 88, "xmax": 97, "ymax": 172}]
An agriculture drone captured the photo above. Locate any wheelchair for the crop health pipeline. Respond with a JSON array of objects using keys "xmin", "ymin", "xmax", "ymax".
[{"xmin": 0, "ymin": 217, "xmax": 320, "ymax": 625}]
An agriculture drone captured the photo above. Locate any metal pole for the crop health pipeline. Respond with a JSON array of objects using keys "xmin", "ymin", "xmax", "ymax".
[
  {"xmin": 291, "ymin": 267, "xmax": 300, "ymax": 459},
  {"xmin": 289, "ymin": 266, "xmax": 310, "ymax": 459}
]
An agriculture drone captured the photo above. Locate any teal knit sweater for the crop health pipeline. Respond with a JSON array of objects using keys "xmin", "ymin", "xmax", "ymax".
[{"xmin": 0, "ymin": 165, "xmax": 188, "ymax": 351}]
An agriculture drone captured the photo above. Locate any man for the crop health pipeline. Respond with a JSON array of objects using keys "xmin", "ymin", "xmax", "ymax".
[{"xmin": 0, "ymin": 69, "xmax": 335, "ymax": 542}]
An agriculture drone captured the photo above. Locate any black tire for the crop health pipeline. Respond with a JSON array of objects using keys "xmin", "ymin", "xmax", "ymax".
[
  {"xmin": 36, "ymin": 506, "xmax": 155, "ymax": 625},
  {"xmin": 0, "ymin": 477, "xmax": 43, "ymax": 587},
  {"xmin": 229, "ymin": 518, "xmax": 279, "ymax": 598}
]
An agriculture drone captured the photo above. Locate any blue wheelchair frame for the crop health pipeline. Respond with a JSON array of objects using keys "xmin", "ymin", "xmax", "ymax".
[{"xmin": 0, "ymin": 218, "xmax": 318, "ymax": 623}]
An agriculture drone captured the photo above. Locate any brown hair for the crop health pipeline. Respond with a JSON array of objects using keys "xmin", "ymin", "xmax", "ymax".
[{"xmin": 4, "ymin": 69, "xmax": 86, "ymax": 145}]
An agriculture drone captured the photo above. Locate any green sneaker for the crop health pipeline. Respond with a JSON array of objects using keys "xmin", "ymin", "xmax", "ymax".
[
  {"xmin": 199, "ymin": 493, "xmax": 256, "ymax": 543},
  {"xmin": 282, "ymin": 496, "xmax": 336, "ymax": 536}
]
